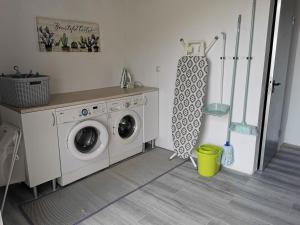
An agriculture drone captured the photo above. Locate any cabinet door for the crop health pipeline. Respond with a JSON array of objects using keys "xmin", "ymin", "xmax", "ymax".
[
  {"xmin": 143, "ymin": 91, "xmax": 159, "ymax": 142},
  {"xmin": 22, "ymin": 109, "xmax": 61, "ymax": 187}
]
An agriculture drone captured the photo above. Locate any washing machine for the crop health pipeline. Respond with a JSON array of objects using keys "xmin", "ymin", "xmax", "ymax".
[
  {"xmin": 56, "ymin": 101, "xmax": 109, "ymax": 186},
  {"xmin": 107, "ymin": 95, "xmax": 144, "ymax": 164}
]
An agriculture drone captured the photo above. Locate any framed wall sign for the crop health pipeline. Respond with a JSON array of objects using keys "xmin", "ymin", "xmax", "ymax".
[{"xmin": 36, "ymin": 17, "xmax": 100, "ymax": 53}]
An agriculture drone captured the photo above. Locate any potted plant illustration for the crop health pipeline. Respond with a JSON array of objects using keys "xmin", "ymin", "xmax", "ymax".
[
  {"xmin": 86, "ymin": 36, "xmax": 94, "ymax": 52},
  {"xmin": 60, "ymin": 33, "xmax": 70, "ymax": 51},
  {"xmin": 78, "ymin": 36, "xmax": 87, "ymax": 51},
  {"xmin": 91, "ymin": 34, "xmax": 100, "ymax": 52},
  {"xmin": 54, "ymin": 40, "xmax": 61, "ymax": 48},
  {"xmin": 38, "ymin": 26, "xmax": 55, "ymax": 51},
  {"xmin": 85, "ymin": 34, "xmax": 100, "ymax": 52},
  {"xmin": 71, "ymin": 41, "xmax": 79, "ymax": 51}
]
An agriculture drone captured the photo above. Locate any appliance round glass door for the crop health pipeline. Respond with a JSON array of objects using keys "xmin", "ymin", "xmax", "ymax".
[
  {"xmin": 68, "ymin": 120, "xmax": 109, "ymax": 160},
  {"xmin": 74, "ymin": 126, "xmax": 98, "ymax": 153},
  {"xmin": 115, "ymin": 111, "xmax": 141, "ymax": 144}
]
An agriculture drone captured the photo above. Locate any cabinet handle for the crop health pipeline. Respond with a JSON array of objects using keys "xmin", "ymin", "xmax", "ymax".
[{"xmin": 52, "ymin": 112, "xmax": 56, "ymax": 126}]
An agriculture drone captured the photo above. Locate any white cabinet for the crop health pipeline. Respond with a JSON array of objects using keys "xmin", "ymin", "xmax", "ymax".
[
  {"xmin": 0, "ymin": 106, "xmax": 61, "ymax": 188},
  {"xmin": 21, "ymin": 109, "xmax": 61, "ymax": 187},
  {"xmin": 143, "ymin": 91, "xmax": 159, "ymax": 143}
]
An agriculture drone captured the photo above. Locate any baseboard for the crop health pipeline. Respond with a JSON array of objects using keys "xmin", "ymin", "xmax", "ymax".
[
  {"xmin": 280, "ymin": 142, "xmax": 300, "ymax": 150},
  {"xmin": 221, "ymin": 166, "xmax": 254, "ymax": 177}
]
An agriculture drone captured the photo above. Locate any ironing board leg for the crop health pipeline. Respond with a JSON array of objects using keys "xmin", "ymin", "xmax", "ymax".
[
  {"xmin": 189, "ymin": 156, "xmax": 197, "ymax": 169},
  {"xmin": 33, "ymin": 187, "xmax": 38, "ymax": 199},
  {"xmin": 169, "ymin": 152, "xmax": 177, "ymax": 160},
  {"xmin": 0, "ymin": 130, "xmax": 22, "ymax": 213},
  {"xmin": 52, "ymin": 179, "xmax": 57, "ymax": 191}
]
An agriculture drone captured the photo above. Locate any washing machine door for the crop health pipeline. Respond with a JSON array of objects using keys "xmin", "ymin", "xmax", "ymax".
[
  {"xmin": 68, "ymin": 120, "xmax": 109, "ymax": 160},
  {"xmin": 114, "ymin": 110, "xmax": 141, "ymax": 144}
]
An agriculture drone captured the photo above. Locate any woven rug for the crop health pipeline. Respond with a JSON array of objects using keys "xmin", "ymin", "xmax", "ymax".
[{"xmin": 20, "ymin": 149, "xmax": 184, "ymax": 225}]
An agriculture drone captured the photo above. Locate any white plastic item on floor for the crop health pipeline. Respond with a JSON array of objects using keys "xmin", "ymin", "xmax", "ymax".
[{"xmin": 0, "ymin": 123, "xmax": 22, "ymax": 213}]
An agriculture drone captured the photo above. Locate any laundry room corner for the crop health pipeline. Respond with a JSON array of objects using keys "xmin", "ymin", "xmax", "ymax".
[
  {"xmin": 2, "ymin": 0, "xmax": 300, "ymax": 224},
  {"xmin": 121, "ymin": 0, "xmax": 273, "ymax": 174}
]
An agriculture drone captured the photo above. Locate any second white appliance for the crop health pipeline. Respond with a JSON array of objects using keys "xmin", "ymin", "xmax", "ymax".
[
  {"xmin": 107, "ymin": 95, "xmax": 144, "ymax": 164},
  {"xmin": 56, "ymin": 102, "xmax": 109, "ymax": 186}
]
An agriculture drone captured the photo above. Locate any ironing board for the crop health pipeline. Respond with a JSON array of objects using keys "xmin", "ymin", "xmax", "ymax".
[{"xmin": 171, "ymin": 56, "xmax": 208, "ymax": 164}]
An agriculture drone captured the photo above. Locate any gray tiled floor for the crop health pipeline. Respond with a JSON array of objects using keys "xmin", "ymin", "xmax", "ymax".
[
  {"xmin": 1, "ymin": 145, "xmax": 300, "ymax": 225},
  {"xmin": 80, "ymin": 145, "xmax": 300, "ymax": 225}
]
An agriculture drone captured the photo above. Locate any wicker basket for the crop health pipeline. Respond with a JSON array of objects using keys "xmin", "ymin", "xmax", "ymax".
[{"xmin": 0, "ymin": 75, "xmax": 49, "ymax": 108}]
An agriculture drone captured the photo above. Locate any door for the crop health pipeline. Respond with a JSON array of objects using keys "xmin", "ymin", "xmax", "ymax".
[{"xmin": 259, "ymin": 0, "xmax": 295, "ymax": 170}]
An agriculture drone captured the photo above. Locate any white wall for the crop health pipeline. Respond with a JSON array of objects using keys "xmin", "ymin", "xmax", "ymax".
[
  {"xmin": 122, "ymin": 0, "xmax": 271, "ymax": 174},
  {"xmin": 0, "ymin": 0, "xmax": 20, "ymax": 73},
  {"xmin": 0, "ymin": 0, "xmax": 127, "ymax": 94},
  {"xmin": 282, "ymin": 1, "xmax": 300, "ymax": 146}
]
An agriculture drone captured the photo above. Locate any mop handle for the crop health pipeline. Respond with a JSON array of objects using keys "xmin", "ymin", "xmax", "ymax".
[
  {"xmin": 220, "ymin": 32, "xmax": 226, "ymax": 104},
  {"xmin": 227, "ymin": 15, "xmax": 242, "ymax": 143},
  {"xmin": 242, "ymin": 0, "xmax": 256, "ymax": 122}
]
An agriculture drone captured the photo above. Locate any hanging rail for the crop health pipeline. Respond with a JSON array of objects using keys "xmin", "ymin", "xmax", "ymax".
[{"xmin": 180, "ymin": 35, "xmax": 219, "ymax": 56}]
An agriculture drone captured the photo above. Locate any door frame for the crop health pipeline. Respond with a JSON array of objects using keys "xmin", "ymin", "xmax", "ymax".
[
  {"xmin": 253, "ymin": 0, "xmax": 279, "ymax": 171},
  {"xmin": 259, "ymin": 0, "xmax": 283, "ymax": 171},
  {"xmin": 255, "ymin": 0, "xmax": 296, "ymax": 171}
]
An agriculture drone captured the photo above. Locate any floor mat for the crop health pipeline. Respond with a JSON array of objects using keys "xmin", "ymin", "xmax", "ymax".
[{"xmin": 20, "ymin": 149, "xmax": 184, "ymax": 225}]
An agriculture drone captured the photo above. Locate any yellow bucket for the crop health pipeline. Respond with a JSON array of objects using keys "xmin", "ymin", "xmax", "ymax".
[{"xmin": 196, "ymin": 144, "xmax": 223, "ymax": 177}]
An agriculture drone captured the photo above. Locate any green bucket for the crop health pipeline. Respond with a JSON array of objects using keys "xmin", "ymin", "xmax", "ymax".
[{"xmin": 196, "ymin": 144, "xmax": 223, "ymax": 177}]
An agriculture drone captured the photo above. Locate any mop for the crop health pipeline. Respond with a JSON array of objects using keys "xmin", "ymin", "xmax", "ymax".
[
  {"xmin": 222, "ymin": 15, "xmax": 242, "ymax": 166},
  {"xmin": 231, "ymin": 0, "xmax": 258, "ymax": 136}
]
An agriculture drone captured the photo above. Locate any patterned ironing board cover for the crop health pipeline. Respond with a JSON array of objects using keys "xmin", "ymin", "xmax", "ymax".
[{"xmin": 171, "ymin": 56, "xmax": 208, "ymax": 159}]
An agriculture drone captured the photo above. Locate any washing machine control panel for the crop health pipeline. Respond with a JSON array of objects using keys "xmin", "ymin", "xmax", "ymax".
[
  {"xmin": 131, "ymin": 95, "xmax": 145, "ymax": 106},
  {"xmin": 107, "ymin": 95, "xmax": 144, "ymax": 113},
  {"xmin": 56, "ymin": 102, "xmax": 107, "ymax": 124},
  {"xmin": 81, "ymin": 108, "xmax": 89, "ymax": 116}
]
